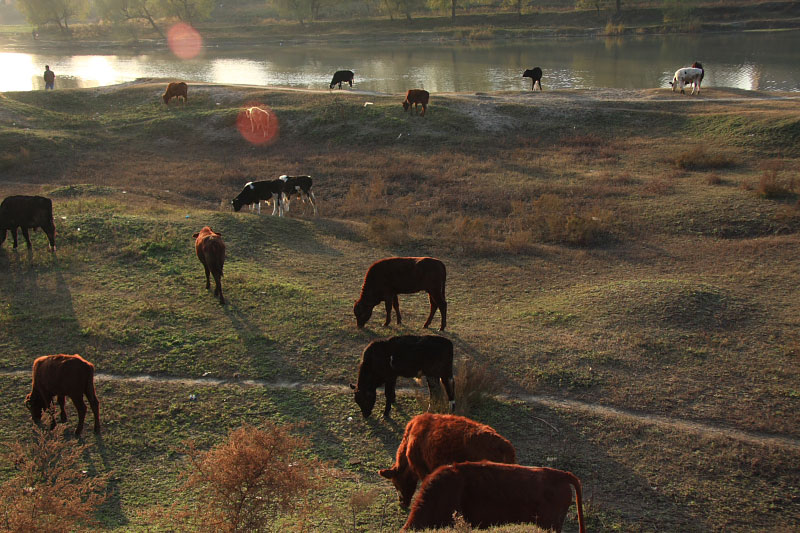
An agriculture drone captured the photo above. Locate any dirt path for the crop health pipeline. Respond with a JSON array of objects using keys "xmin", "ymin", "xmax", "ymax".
[{"xmin": 4, "ymin": 369, "xmax": 799, "ymax": 452}]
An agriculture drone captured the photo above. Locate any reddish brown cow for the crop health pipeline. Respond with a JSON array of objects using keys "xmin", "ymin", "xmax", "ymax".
[
  {"xmin": 403, "ymin": 461, "xmax": 585, "ymax": 533},
  {"xmin": 193, "ymin": 226, "xmax": 226, "ymax": 304},
  {"xmin": 402, "ymin": 89, "xmax": 430, "ymax": 117},
  {"xmin": 379, "ymin": 414, "xmax": 516, "ymax": 507},
  {"xmin": 25, "ymin": 354, "xmax": 100, "ymax": 436},
  {"xmin": 163, "ymin": 81, "xmax": 188, "ymax": 105},
  {"xmin": 354, "ymin": 257, "xmax": 446, "ymax": 330}
]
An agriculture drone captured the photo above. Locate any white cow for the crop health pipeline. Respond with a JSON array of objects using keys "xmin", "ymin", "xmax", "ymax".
[{"xmin": 670, "ymin": 67, "xmax": 704, "ymax": 95}]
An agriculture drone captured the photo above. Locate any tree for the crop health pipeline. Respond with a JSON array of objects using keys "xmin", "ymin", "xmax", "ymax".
[
  {"xmin": 95, "ymin": 0, "xmax": 165, "ymax": 38},
  {"xmin": 576, "ymin": 0, "xmax": 606, "ymax": 15},
  {"xmin": 160, "ymin": 0, "xmax": 215, "ymax": 24},
  {"xmin": 16, "ymin": 0, "xmax": 89, "ymax": 34},
  {"xmin": 428, "ymin": 0, "xmax": 456, "ymax": 20},
  {"xmin": 505, "ymin": 0, "xmax": 525, "ymax": 17},
  {"xmin": 384, "ymin": 0, "xmax": 426, "ymax": 22}
]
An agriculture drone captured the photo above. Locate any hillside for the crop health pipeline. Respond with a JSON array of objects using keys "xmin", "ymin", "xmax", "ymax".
[{"xmin": 0, "ymin": 82, "xmax": 799, "ymax": 531}]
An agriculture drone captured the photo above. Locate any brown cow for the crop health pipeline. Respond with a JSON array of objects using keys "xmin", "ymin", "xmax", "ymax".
[
  {"xmin": 193, "ymin": 226, "xmax": 226, "ymax": 304},
  {"xmin": 163, "ymin": 81, "xmax": 188, "ymax": 105},
  {"xmin": 0, "ymin": 195, "xmax": 56, "ymax": 251},
  {"xmin": 402, "ymin": 89, "xmax": 430, "ymax": 117},
  {"xmin": 379, "ymin": 414, "xmax": 516, "ymax": 507},
  {"xmin": 403, "ymin": 461, "xmax": 585, "ymax": 533},
  {"xmin": 25, "ymin": 354, "xmax": 100, "ymax": 436},
  {"xmin": 353, "ymin": 257, "xmax": 446, "ymax": 330}
]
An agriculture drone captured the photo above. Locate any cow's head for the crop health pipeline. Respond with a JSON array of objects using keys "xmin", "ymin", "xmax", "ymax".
[
  {"xmin": 231, "ymin": 197, "xmax": 243, "ymax": 212},
  {"xmin": 379, "ymin": 467, "xmax": 417, "ymax": 508},
  {"xmin": 24, "ymin": 393, "xmax": 43, "ymax": 422},
  {"xmin": 353, "ymin": 301, "xmax": 372, "ymax": 328},
  {"xmin": 350, "ymin": 384, "xmax": 376, "ymax": 418},
  {"xmin": 402, "ymin": 101, "xmax": 410, "ymax": 112}
]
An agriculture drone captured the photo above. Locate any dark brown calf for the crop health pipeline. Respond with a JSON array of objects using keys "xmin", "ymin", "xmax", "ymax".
[
  {"xmin": 402, "ymin": 89, "xmax": 430, "ymax": 117},
  {"xmin": 380, "ymin": 414, "xmax": 516, "ymax": 507},
  {"xmin": 354, "ymin": 257, "xmax": 446, "ymax": 330},
  {"xmin": 163, "ymin": 81, "xmax": 188, "ymax": 104},
  {"xmin": 403, "ymin": 461, "xmax": 585, "ymax": 533},
  {"xmin": 25, "ymin": 354, "xmax": 100, "ymax": 436},
  {"xmin": 0, "ymin": 195, "xmax": 56, "ymax": 251},
  {"xmin": 193, "ymin": 226, "xmax": 226, "ymax": 304}
]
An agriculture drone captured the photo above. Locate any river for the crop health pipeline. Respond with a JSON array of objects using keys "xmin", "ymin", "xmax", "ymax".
[{"xmin": 2, "ymin": 30, "xmax": 799, "ymax": 93}]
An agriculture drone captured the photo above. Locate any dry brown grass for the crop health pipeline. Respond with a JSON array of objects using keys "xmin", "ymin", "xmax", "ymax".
[{"xmin": 673, "ymin": 146, "xmax": 736, "ymax": 171}]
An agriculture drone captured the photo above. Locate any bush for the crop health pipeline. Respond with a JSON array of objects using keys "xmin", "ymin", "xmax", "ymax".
[
  {"xmin": 0, "ymin": 427, "xmax": 108, "ymax": 533},
  {"xmin": 454, "ymin": 358, "xmax": 500, "ymax": 416},
  {"xmin": 172, "ymin": 422, "xmax": 323, "ymax": 533},
  {"xmin": 757, "ymin": 169, "xmax": 797, "ymax": 199},
  {"xmin": 673, "ymin": 147, "xmax": 736, "ymax": 171}
]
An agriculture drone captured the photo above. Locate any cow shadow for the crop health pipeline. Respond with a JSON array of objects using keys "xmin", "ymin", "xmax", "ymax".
[{"xmin": 85, "ymin": 434, "xmax": 129, "ymax": 528}]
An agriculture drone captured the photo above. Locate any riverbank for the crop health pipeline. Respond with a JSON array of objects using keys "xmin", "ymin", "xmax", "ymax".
[
  {"xmin": 0, "ymin": 82, "xmax": 798, "ymax": 530},
  {"xmin": 2, "ymin": 1, "xmax": 800, "ymax": 51}
]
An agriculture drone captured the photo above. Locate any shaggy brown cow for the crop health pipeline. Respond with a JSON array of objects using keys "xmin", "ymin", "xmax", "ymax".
[
  {"xmin": 163, "ymin": 81, "xmax": 188, "ymax": 104},
  {"xmin": 350, "ymin": 335, "xmax": 455, "ymax": 419},
  {"xmin": 403, "ymin": 461, "xmax": 585, "ymax": 533},
  {"xmin": 193, "ymin": 226, "xmax": 226, "ymax": 304},
  {"xmin": 354, "ymin": 257, "xmax": 446, "ymax": 330},
  {"xmin": 403, "ymin": 89, "xmax": 430, "ymax": 117},
  {"xmin": 379, "ymin": 414, "xmax": 516, "ymax": 507},
  {"xmin": 0, "ymin": 195, "xmax": 56, "ymax": 251},
  {"xmin": 25, "ymin": 354, "xmax": 100, "ymax": 436}
]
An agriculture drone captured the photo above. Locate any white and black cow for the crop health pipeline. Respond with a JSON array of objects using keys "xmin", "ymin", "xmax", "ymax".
[
  {"xmin": 670, "ymin": 64, "xmax": 704, "ymax": 95},
  {"xmin": 279, "ymin": 175, "xmax": 318, "ymax": 216},
  {"xmin": 231, "ymin": 180, "xmax": 285, "ymax": 216}
]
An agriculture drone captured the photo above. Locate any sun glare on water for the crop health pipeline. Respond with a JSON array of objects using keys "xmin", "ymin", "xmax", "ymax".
[{"xmin": 167, "ymin": 23, "xmax": 203, "ymax": 60}]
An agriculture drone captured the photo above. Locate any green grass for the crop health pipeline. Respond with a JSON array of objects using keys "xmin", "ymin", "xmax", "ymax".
[{"xmin": 0, "ymin": 82, "xmax": 799, "ymax": 531}]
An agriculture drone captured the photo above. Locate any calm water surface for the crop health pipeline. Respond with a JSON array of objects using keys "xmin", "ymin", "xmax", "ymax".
[{"xmin": 2, "ymin": 31, "xmax": 799, "ymax": 93}]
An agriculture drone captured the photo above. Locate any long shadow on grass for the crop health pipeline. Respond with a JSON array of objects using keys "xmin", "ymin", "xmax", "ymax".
[
  {"xmin": 88, "ymin": 435, "xmax": 129, "ymax": 528},
  {"xmin": 0, "ymin": 250, "xmax": 86, "ymax": 368}
]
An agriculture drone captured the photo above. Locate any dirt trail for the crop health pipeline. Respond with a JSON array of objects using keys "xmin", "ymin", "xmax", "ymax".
[{"xmin": 3, "ymin": 369, "xmax": 798, "ymax": 452}]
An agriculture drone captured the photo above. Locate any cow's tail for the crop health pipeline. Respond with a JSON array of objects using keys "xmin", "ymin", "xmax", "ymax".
[
  {"xmin": 85, "ymin": 363, "xmax": 99, "ymax": 404},
  {"xmin": 566, "ymin": 471, "xmax": 586, "ymax": 533}
]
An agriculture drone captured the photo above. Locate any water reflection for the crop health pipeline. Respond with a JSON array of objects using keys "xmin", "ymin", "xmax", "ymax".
[{"xmin": 2, "ymin": 31, "xmax": 799, "ymax": 93}]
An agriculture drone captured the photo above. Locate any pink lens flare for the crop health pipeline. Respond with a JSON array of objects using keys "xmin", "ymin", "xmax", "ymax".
[
  {"xmin": 237, "ymin": 103, "xmax": 280, "ymax": 145},
  {"xmin": 167, "ymin": 23, "xmax": 203, "ymax": 60}
]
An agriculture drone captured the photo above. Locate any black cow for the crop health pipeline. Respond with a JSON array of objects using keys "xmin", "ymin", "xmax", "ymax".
[
  {"xmin": 0, "ymin": 195, "xmax": 56, "ymax": 250},
  {"xmin": 523, "ymin": 67, "xmax": 543, "ymax": 91},
  {"xmin": 279, "ymin": 175, "xmax": 318, "ymax": 216},
  {"xmin": 330, "ymin": 70, "xmax": 355, "ymax": 89},
  {"xmin": 350, "ymin": 335, "xmax": 455, "ymax": 419},
  {"xmin": 231, "ymin": 180, "xmax": 285, "ymax": 216}
]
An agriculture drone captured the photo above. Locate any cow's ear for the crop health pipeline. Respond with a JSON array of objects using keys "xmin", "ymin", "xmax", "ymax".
[
  {"xmin": 349, "ymin": 384, "xmax": 356, "ymax": 390},
  {"xmin": 192, "ymin": 233, "xmax": 199, "ymax": 239},
  {"xmin": 379, "ymin": 468, "xmax": 396, "ymax": 479},
  {"xmin": 215, "ymin": 231, "xmax": 222, "ymax": 237}
]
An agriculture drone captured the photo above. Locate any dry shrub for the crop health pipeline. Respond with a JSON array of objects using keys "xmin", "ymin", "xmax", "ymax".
[
  {"xmin": 172, "ymin": 422, "xmax": 322, "ymax": 533},
  {"xmin": 0, "ymin": 427, "xmax": 108, "ymax": 533},
  {"xmin": 513, "ymin": 195, "xmax": 612, "ymax": 247},
  {"xmin": 673, "ymin": 147, "xmax": 736, "ymax": 171},
  {"xmin": 705, "ymin": 173, "xmax": 723, "ymax": 185},
  {"xmin": 757, "ymin": 169, "xmax": 796, "ymax": 199},
  {"xmin": 644, "ymin": 177, "xmax": 674, "ymax": 195},
  {"xmin": 367, "ymin": 216, "xmax": 409, "ymax": 246},
  {"xmin": 341, "ymin": 178, "xmax": 387, "ymax": 216},
  {"xmin": 454, "ymin": 358, "xmax": 500, "ymax": 416}
]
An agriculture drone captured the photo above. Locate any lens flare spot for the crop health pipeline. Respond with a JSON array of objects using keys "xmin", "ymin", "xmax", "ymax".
[
  {"xmin": 167, "ymin": 23, "xmax": 203, "ymax": 60},
  {"xmin": 237, "ymin": 103, "xmax": 279, "ymax": 145}
]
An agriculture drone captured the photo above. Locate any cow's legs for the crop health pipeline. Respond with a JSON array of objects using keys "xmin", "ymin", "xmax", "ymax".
[
  {"xmin": 203, "ymin": 263, "xmax": 211, "ymax": 289},
  {"xmin": 57, "ymin": 394, "xmax": 67, "ymax": 422},
  {"xmin": 441, "ymin": 376, "xmax": 456, "ymax": 412},
  {"xmin": 423, "ymin": 293, "xmax": 437, "ymax": 329},
  {"xmin": 213, "ymin": 272, "xmax": 224, "ymax": 305},
  {"xmin": 425, "ymin": 376, "xmax": 441, "ymax": 411},
  {"xmin": 11, "ymin": 228, "xmax": 18, "ymax": 248},
  {"xmin": 393, "ymin": 295, "xmax": 402, "ymax": 325},
  {"xmin": 71, "ymin": 394, "xmax": 87, "ymax": 436},
  {"xmin": 384, "ymin": 377, "xmax": 397, "ymax": 418},
  {"xmin": 308, "ymin": 190, "xmax": 318, "ymax": 215},
  {"xmin": 0, "ymin": 229, "xmax": 6, "ymax": 246},
  {"xmin": 86, "ymin": 388, "xmax": 100, "ymax": 434},
  {"xmin": 21, "ymin": 227, "xmax": 32, "ymax": 248},
  {"xmin": 383, "ymin": 298, "xmax": 393, "ymax": 327}
]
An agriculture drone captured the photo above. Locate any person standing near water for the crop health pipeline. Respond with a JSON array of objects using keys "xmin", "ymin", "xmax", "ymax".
[{"xmin": 44, "ymin": 65, "xmax": 55, "ymax": 90}]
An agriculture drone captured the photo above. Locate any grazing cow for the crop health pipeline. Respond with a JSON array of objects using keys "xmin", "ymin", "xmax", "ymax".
[
  {"xmin": 0, "ymin": 195, "xmax": 56, "ymax": 251},
  {"xmin": 403, "ymin": 461, "xmax": 586, "ymax": 533},
  {"xmin": 330, "ymin": 70, "xmax": 355, "ymax": 89},
  {"xmin": 380, "ymin": 413, "xmax": 516, "ymax": 507},
  {"xmin": 193, "ymin": 226, "xmax": 226, "ymax": 304},
  {"xmin": 349, "ymin": 335, "xmax": 455, "ymax": 419},
  {"xmin": 692, "ymin": 61, "xmax": 705, "ymax": 84},
  {"xmin": 522, "ymin": 67, "xmax": 543, "ymax": 91},
  {"xmin": 245, "ymin": 106, "xmax": 271, "ymax": 135},
  {"xmin": 403, "ymin": 89, "xmax": 430, "ymax": 117},
  {"xmin": 231, "ymin": 180, "xmax": 285, "ymax": 216},
  {"xmin": 162, "ymin": 81, "xmax": 188, "ymax": 104},
  {"xmin": 670, "ymin": 66, "xmax": 704, "ymax": 95},
  {"xmin": 279, "ymin": 175, "xmax": 318, "ymax": 216},
  {"xmin": 354, "ymin": 257, "xmax": 447, "ymax": 331},
  {"xmin": 25, "ymin": 354, "xmax": 100, "ymax": 436}
]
